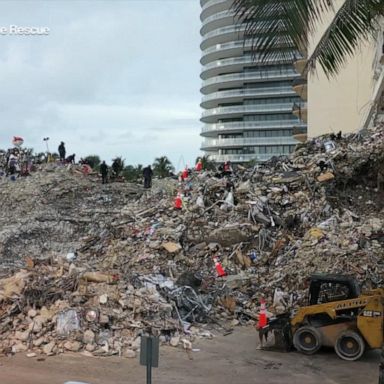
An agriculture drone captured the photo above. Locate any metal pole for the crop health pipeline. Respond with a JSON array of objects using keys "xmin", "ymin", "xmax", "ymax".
[{"xmin": 146, "ymin": 336, "xmax": 152, "ymax": 384}]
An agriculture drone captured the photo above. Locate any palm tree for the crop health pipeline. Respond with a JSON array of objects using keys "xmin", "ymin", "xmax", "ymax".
[
  {"xmin": 153, "ymin": 156, "xmax": 175, "ymax": 178},
  {"xmin": 234, "ymin": 0, "xmax": 384, "ymax": 77},
  {"xmin": 122, "ymin": 164, "xmax": 144, "ymax": 182}
]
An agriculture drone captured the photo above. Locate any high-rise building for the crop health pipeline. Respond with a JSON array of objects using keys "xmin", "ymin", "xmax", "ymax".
[{"xmin": 199, "ymin": 0, "xmax": 306, "ymax": 163}]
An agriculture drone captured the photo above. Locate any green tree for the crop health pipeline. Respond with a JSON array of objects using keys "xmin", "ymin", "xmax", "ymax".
[
  {"xmin": 135, "ymin": 164, "xmax": 143, "ymax": 178},
  {"xmin": 153, "ymin": 156, "xmax": 174, "ymax": 178},
  {"xmin": 234, "ymin": 0, "xmax": 384, "ymax": 77},
  {"xmin": 122, "ymin": 165, "xmax": 136, "ymax": 181},
  {"xmin": 122, "ymin": 164, "xmax": 143, "ymax": 182},
  {"xmin": 84, "ymin": 155, "xmax": 101, "ymax": 169}
]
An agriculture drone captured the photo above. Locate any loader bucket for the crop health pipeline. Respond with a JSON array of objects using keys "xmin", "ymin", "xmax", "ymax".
[{"xmin": 261, "ymin": 313, "xmax": 293, "ymax": 351}]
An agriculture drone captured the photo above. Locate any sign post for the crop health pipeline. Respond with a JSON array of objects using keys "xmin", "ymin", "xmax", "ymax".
[{"xmin": 140, "ymin": 335, "xmax": 159, "ymax": 384}]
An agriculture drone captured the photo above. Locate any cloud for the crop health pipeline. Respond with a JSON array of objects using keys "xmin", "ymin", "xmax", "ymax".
[{"xmin": 0, "ymin": 0, "xmax": 203, "ymax": 169}]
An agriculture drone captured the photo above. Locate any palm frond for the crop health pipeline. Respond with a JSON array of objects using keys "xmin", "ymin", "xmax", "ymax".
[
  {"xmin": 307, "ymin": 0, "xmax": 384, "ymax": 77},
  {"xmin": 233, "ymin": 0, "xmax": 334, "ymax": 63},
  {"xmin": 233, "ymin": 0, "xmax": 384, "ymax": 77}
]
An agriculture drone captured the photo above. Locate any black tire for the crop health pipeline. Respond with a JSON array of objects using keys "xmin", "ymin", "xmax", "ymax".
[
  {"xmin": 293, "ymin": 326, "xmax": 322, "ymax": 355},
  {"xmin": 334, "ymin": 331, "xmax": 365, "ymax": 361}
]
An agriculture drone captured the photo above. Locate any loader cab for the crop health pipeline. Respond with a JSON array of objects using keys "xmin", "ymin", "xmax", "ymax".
[{"xmin": 307, "ymin": 274, "xmax": 360, "ymax": 306}]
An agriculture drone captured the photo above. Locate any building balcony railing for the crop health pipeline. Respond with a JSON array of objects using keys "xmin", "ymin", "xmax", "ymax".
[
  {"xmin": 201, "ymin": 9, "xmax": 234, "ymax": 28},
  {"xmin": 201, "ymin": 41, "xmax": 252, "ymax": 65},
  {"xmin": 201, "ymin": 0, "xmax": 229, "ymax": 13},
  {"xmin": 202, "ymin": 39, "xmax": 251, "ymax": 56},
  {"xmin": 201, "ymin": 70, "xmax": 300, "ymax": 93},
  {"xmin": 201, "ymin": 39, "xmax": 296, "ymax": 64},
  {"xmin": 201, "ymin": 120, "xmax": 306, "ymax": 134},
  {"xmin": 202, "ymin": 86, "xmax": 295, "ymax": 102},
  {"xmin": 202, "ymin": 103, "xmax": 302, "ymax": 121},
  {"xmin": 200, "ymin": 0, "xmax": 236, "ymax": 22},
  {"xmin": 201, "ymin": 25, "xmax": 246, "ymax": 50},
  {"xmin": 201, "ymin": 24, "xmax": 288, "ymax": 48},
  {"xmin": 201, "ymin": 136, "xmax": 298, "ymax": 149},
  {"xmin": 201, "ymin": 53, "xmax": 298, "ymax": 79},
  {"xmin": 201, "ymin": 87, "xmax": 296, "ymax": 108}
]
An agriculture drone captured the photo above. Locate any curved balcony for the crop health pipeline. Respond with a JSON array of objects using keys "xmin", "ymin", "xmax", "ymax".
[
  {"xmin": 206, "ymin": 153, "xmax": 283, "ymax": 163},
  {"xmin": 201, "ymin": 136, "xmax": 298, "ymax": 150},
  {"xmin": 201, "ymin": 70, "xmax": 300, "ymax": 94},
  {"xmin": 201, "ymin": 103, "xmax": 300, "ymax": 123},
  {"xmin": 201, "ymin": 0, "xmax": 233, "ymax": 21},
  {"xmin": 201, "ymin": 87, "xmax": 296, "ymax": 109},
  {"xmin": 201, "ymin": 9, "xmax": 235, "ymax": 35},
  {"xmin": 201, "ymin": 121, "xmax": 305, "ymax": 137},
  {"xmin": 201, "ymin": 25, "xmax": 245, "ymax": 50},
  {"xmin": 201, "ymin": 39, "xmax": 296, "ymax": 65},
  {"xmin": 201, "ymin": 40, "xmax": 252, "ymax": 65},
  {"xmin": 292, "ymin": 102, "xmax": 308, "ymax": 123},
  {"xmin": 201, "ymin": 53, "xmax": 298, "ymax": 80}
]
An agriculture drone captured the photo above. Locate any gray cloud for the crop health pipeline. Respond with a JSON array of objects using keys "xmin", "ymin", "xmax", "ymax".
[{"xmin": 0, "ymin": 0, "xmax": 202, "ymax": 169}]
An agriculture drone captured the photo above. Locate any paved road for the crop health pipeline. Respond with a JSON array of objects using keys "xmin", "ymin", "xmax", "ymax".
[{"xmin": 0, "ymin": 327, "xmax": 379, "ymax": 384}]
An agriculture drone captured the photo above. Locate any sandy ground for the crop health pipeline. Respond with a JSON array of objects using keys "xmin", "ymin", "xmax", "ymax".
[{"xmin": 0, "ymin": 327, "xmax": 379, "ymax": 384}]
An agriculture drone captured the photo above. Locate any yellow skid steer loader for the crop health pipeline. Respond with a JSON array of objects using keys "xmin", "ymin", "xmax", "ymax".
[{"xmin": 264, "ymin": 274, "xmax": 384, "ymax": 361}]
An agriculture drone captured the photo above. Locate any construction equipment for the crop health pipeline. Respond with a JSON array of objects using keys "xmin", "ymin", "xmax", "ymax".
[{"xmin": 264, "ymin": 273, "xmax": 384, "ymax": 361}]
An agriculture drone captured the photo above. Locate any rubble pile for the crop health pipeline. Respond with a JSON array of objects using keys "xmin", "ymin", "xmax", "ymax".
[{"xmin": 0, "ymin": 125, "xmax": 383, "ymax": 357}]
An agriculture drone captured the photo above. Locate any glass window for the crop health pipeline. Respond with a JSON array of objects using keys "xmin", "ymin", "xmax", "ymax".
[{"xmin": 243, "ymin": 147, "xmax": 255, "ymax": 154}]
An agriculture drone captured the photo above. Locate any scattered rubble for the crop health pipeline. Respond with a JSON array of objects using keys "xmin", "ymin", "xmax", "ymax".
[{"xmin": 0, "ymin": 125, "xmax": 383, "ymax": 358}]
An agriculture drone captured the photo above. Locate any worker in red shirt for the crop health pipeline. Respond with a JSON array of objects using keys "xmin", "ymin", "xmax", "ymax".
[{"xmin": 195, "ymin": 159, "xmax": 203, "ymax": 172}]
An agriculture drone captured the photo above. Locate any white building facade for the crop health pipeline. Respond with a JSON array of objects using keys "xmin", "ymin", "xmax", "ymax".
[{"xmin": 199, "ymin": 0, "xmax": 306, "ymax": 163}]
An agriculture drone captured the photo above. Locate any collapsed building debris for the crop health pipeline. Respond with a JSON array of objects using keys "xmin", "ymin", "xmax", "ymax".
[{"xmin": 0, "ymin": 125, "xmax": 383, "ymax": 357}]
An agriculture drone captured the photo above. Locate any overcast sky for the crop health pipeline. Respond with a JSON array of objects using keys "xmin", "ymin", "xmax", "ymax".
[{"xmin": 0, "ymin": 0, "xmax": 202, "ymax": 170}]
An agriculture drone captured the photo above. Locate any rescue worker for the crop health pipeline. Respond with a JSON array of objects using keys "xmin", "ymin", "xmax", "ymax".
[
  {"xmin": 66, "ymin": 154, "xmax": 76, "ymax": 164},
  {"xmin": 112, "ymin": 158, "xmax": 121, "ymax": 178},
  {"xmin": 195, "ymin": 158, "xmax": 203, "ymax": 172},
  {"xmin": 219, "ymin": 161, "xmax": 233, "ymax": 177},
  {"xmin": 58, "ymin": 142, "xmax": 66, "ymax": 162},
  {"xmin": 100, "ymin": 161, "xmax": 108, "ymax": 184},
  {"xmin": 224, "ymin": 160, "xmax": 232, "ymax": 174},
  {"xmin": 181, "ymin": 166, "xmax": 189, "ymax": 181},
  {"xmin": 8, "ymin": 151, "xmax": 17, "ymax": 175},
  {"xmin": 143, "ymin": 165, "xmax": 153, "ymax": 189}
]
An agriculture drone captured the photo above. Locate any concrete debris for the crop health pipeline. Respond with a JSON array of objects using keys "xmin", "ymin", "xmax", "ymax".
[
  {"xmin": 162, "ymin": 242, "xmax": 182, "ymax": 253},
  {"xmin": 0, "ymin": 125, "xmax": 383, "ymax": 357}
]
